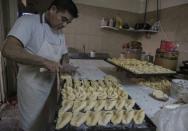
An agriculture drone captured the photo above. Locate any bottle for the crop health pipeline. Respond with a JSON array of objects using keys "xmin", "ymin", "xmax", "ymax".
[
  {"xmin": 115, "ymin": 15, "xmax": 123, "ymax": 29},
  {"xmin": 109, "ymin": 18, "xmax": 114, "ymax": 27},
  {"xmin": 100, "ymin": 17, "xmax": 107, "ymax": 27}
]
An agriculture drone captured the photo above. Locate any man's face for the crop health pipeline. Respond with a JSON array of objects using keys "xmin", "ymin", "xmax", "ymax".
[{"xmin": 48, "ymin": 6, "xmax": 74, "ymax": 30}]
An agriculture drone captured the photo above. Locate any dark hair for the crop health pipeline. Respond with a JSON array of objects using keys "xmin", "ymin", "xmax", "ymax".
[{"xmin": 48, "ymin": 0, "xmax": 78, "ymax": 18}]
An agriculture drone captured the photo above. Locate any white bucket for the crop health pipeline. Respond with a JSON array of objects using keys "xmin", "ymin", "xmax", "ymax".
[{"xmin": 171, "ymin": 79, "xmax": 188, "ymax": 98}]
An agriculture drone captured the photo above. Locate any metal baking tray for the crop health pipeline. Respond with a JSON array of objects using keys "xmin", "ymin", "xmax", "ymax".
[
  {"xmin": 105, "ymin": 59, "xmax": 176, "ymax": 77},
  {"xmin": 53, "ymin": 81, "xmax": 156, "ymax": 131}
]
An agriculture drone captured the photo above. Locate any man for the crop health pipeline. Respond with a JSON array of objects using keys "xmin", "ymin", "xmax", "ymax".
[{"xmin": 2, "ymin": 0, "xmax": 78, "ymax": 130}]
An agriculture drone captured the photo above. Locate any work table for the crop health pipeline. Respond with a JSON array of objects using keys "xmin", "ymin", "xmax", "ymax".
[{"xmin": 70, "ymin": 59, "xmax": 175, "ymax": 118}]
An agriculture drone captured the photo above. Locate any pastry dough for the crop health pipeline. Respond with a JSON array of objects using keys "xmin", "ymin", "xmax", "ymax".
[
  {"xmin": 56, "ymin": 112, "xmax": 72, "ymax": 129},
  {"xmin": 115, "ymin": 98, "xmax": 126, "ymax": 110},
  {"xmin": 98, "ymin": 80, "xmax": 105, "ymax": 87},
  {"xmin": 87, "ymin": 90, "xmax": 98, "ymax": 100},
  {"xmin": 73, "ymin": 101, "xmax": 86, "ymax": 112},
  {"xmin": 74, "ymin": 86, "xmax": 87, "ymax": 101},
  {"xmin": 82, "ymin": 80, "xmax": 90, "ymax": 87},
  {"xmin": 84, "ymin": 100, "xmax": 97, "ymax": 111},
  {"xmin": 107, "ymin": 87, "xmax": 118, "ymax": 99},
  {"xmin": 61, "ymin": 100, "xmax": 73, "ymax": 112},
  {"xmin": 138, "ymin": 78, "xmax": 171, "ymax": 94},
  {"xmin": 63, "ymin": 92, "xmax": 75, "ymax": 101},
  {"xmin": 104, "ymin": 99, "xmax": 116, "ymax": 110},
  {"xmin": 98, "ymin": 111, "xmax": 113, "ymax": 126},
  {"xmin": 133, "ymin": 109, "xmax": 145, "ymax": 124},
  {"xmin": 111, "ymin": 110, "xmax": 123, "ymax": 125},
  {"xmin": 117, "ymin": 89, "xmax": 128, "ymax": 99},
  {"xmin": 152, "ymin": 90, "xmax": 168, "ymax": 101},
  {"xmin": 97, "ymin": 90, "xmax": 107, "ymax": 100},
  {"xmin": 124, "ymin": 99, "xmax": 135, "ymax": 110},
  {"xmin": 70, "ymin": 112, "xmax": 88, "ymax": 127},
  {"xmin": 122, "ymin": 110, "xmax": 134, "ymax": 124},
  {"xmin": 86, "ymin": 111, "xmax": 100, "ymax": 126},
  {"xmin": 94, "ymin": 100, "xmax": 106, "ymax": 111}
]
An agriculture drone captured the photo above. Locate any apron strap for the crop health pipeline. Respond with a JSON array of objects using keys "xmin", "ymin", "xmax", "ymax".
[{"xmin": 40, "ymin": 13, "xmax": 43, "ymax": 24}]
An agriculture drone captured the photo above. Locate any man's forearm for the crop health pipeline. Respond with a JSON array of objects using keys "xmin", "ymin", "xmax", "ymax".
[
  {"xmin": 5, "ymin": 46, "xmax": 46, "ymax": 67},
  {"xmin": 2, "ymin": 37, "xmax": 47, "ymax": 67}
]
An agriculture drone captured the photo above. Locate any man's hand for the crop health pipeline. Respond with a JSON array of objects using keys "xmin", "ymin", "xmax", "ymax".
[
  {"xmin": 61, "ymin": 53, "xmax": 70, "ymax": 65},
  {"xmin": 61, "ymin": 63, "xmax": 78, "ymax": 75},
  {"xmin": 42, "ymin": 59, "xmax": 78, "ymax": 74},
  {"xmin": 43, "ymin": 59, "xmax": 63, "ymax": 73}
]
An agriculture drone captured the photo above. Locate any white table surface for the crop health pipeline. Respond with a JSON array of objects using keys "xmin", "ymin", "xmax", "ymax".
[{"xmin": 70, "ymin": 59, "xmax": 175, "ymax": 118}]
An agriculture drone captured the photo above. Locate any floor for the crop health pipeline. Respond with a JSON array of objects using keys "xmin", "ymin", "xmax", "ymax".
[{"xmin": 0, "ymin": 102, "xmax": 20, "ymax": 131}]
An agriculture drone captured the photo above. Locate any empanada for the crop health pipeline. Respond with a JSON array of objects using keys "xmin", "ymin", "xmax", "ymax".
[
  {"xmin": 86, "ymin": 111, "xmax": 100, "ymax": 126},
  {"xmin": 117, "ymin": 90, "xmax": 128, "ymax": 99},
  {"xmin": 98, "ymin": 111, "xmax": 113, "ymax": 126},
  {"xmin": 97, "ymin": 91, "xmax": 107, "ymax": 100},
  {"xmin": 87, "ymin": 90, "xmax": 98, "ymax": 100},
  {"xmin": 111, "ymin": 110, "xmax": 123, "ymax": 125},
  {"xmin": 63, "ymin": 92, "xmax": 75, "ymax": 101},
  {"xmin": 133, "ymin": 109, "xmax": 145, "ymax": 124},
  {"xmin": 104, "ymin": 99, "xmax": 116, "ymax": 110},
  {"xmin": 94, "ymin": 100, "xmax": 106, "ymax": 111},
  {"xmin": 73, "ymin": 101, "xmax": 86, "ymax": 112},
  {"xmin": 70, "ymin": 112, "xmax": 88, "ymax": 127},
  {"xmin": 56, "ymin": 112, "xmax": 72, "ymax": 129},
  {"xmin": 122, "ymin": 110, "xmax": 134, "ymax": 124},
  {"xmin": 115, "ymin": 98, "xmax": 125, "ymax": 110},
  {"xmin": 124, "ymin": 99, "xmax": 135, "ymax": 110},
  {"xmin": 61, "ymin": 100, "xmax": 73, "ymax": 112},
  {"xmin": 84, "ymin": 100, "xmax": 97, "ymax": 111}
]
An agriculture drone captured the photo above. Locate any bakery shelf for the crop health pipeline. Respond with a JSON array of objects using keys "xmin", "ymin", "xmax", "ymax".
[{"xmin": 100, "ymin": 26, "xmax": 159, "ymax": 33}]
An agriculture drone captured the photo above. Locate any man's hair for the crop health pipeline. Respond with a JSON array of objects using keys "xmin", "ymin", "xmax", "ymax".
[{"xmin": 48, "ymin": 0, "xmax": 78, "ymax": 18}]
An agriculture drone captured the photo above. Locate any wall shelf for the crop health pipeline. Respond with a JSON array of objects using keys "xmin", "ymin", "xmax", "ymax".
[{"xmin": 100, "ymin": 26, "xmax": 159, "ymax": 33}]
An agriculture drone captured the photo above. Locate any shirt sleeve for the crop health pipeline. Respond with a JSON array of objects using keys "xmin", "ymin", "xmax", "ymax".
[{"xmin": 8, "ymin": 16, "xmax": 33, "ymax": 47}]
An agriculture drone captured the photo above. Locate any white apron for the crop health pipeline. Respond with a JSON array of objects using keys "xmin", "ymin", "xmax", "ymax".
[{"xmin": 17, "ymin": 14, "xmax": 66, "ymax": 131}]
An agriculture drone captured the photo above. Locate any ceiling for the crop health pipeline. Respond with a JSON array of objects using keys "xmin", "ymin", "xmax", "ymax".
[{"xmin": 74, "ymin": 0, "xmax": 188, "ymax": 14}]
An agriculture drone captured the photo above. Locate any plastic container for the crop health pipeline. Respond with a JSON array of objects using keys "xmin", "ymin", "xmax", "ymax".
[
  {"xmin": 170, "ymin": 79, "xmax": 188, "ymax": 98},
  {"xmin": 90, "ymin": 51, "xmax": 96, "ymax": 58},
  {"xmin": 124, "ymin": 49, "xmax": 142, "ymax": 60}
]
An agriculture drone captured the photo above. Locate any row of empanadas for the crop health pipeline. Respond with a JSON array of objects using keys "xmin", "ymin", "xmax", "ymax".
[
  {"xmin": 56, "ymin": 109, "xmax": 145, "ymax": 129},
  {"xmin": 62, "ymin": 99, "xmax": 135, "ymax": 112},
  {"xmin": 108, "ymin": 58, "xmax": 175, "ymax": 74},
  {"xmin": 138, "ymin": 78, "xmax": 171, "ymax": 94},
  {"xmin": 62, "ymin": 86, "xmax": 127, "ymax": 101}
]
